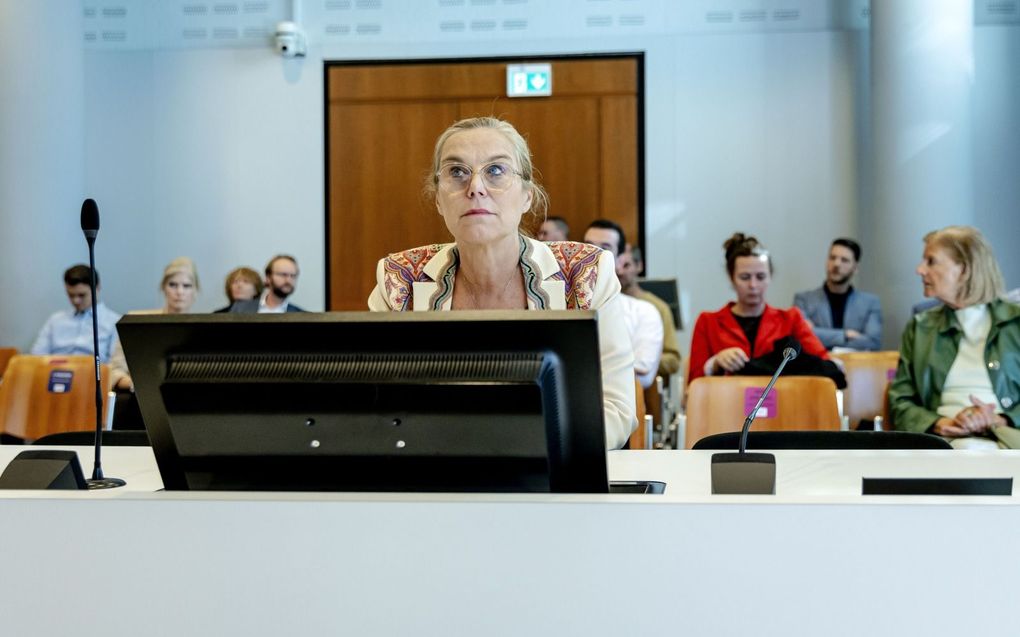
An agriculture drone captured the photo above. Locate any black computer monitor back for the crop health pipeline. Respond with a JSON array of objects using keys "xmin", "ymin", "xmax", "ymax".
[{"xmin": 118, "ymin": 311, "xmax": 609, "ymax": 493}]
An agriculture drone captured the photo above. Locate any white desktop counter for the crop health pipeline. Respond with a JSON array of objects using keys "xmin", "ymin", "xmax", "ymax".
[{"xmin": 1, "ymin": 445, "xmax": 1018, "ymax": 636}]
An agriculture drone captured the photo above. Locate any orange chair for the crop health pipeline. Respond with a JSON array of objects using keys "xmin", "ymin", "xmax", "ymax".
[
  {"xmin": 0, "ymin": 347, "xmax": 17, "ymax": 378},
  {"xmin": 684, "ymin": 376, "xmax": 841, "ymax": 448},
  {"xmin": 629, "ymin": 378, "xmax": 649, "ymax": 449},
  {"xmin": 0, "ymin": 355, "xmax": 111, "ymax": 441},
  {"xmin": 831, "ymin": 351, "xmax": 900, "ymax": 428}
]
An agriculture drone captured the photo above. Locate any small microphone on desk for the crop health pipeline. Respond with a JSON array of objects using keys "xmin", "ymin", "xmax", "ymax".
[
  {"xmin": 81, "ymin": 198, "xmax": 125, "ymax": 490},
  {"xmin": 710, "ymin": 343, "xmax": 801, "ymax": 495}
]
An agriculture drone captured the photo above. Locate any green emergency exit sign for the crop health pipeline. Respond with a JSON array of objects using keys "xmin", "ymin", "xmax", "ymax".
[{"xmin": 506, "ymin": 64, "xmax": 552, "ymax": 98}]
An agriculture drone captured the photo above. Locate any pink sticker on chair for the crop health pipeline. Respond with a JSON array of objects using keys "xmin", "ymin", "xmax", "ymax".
[
  {"xmin": 887, "ymin": 368, "xmax": 896, "ymax": 381},
  {"xmin": 744, "ymin": 387, "xmax": 778, "ymax": 419}
]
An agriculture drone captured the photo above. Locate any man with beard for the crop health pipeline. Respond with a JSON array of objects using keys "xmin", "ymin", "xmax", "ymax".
[
  {"xmin": 794, "ymin": 238, "xmax": 881, "ymax": 351},
  {"xmin": 230, "ymin": 254, "xmax": 306, "ymax": 313}
]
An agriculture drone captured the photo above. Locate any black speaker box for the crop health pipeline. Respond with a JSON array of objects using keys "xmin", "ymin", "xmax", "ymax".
[{"xmin": 0, "ymin": 450, "xmax": 87, "ymax": 490}]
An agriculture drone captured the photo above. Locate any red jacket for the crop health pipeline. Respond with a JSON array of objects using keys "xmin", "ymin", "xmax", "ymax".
[{"xmin": 687, "ymin": 302, "xmax": 828, "ymax": 384}]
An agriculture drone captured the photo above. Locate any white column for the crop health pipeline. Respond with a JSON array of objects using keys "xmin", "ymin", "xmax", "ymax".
[
  {"xmin": 0, "ymin": 2, "xmax": 85, "ymax": 349},
  {"xmin": 867, "ymin": 0, "xmax": 974, "ymax": 346}
]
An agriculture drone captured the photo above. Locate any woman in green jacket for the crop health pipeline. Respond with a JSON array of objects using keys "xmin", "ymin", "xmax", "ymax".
[{"xmin": 890, "ymin": 226, "xmax": 1020, "ymax": 448}]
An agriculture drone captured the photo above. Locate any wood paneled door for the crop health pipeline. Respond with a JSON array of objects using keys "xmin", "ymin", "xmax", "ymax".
[{"xmin": 325, "ymin": 55, "xmax": 643, "ymax": 310}]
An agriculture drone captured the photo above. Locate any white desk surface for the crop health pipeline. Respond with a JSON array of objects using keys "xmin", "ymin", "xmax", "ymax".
[
  {"xmin": 2, "ymin": 444, "xmax": 1018, "ymax": 503},
  {"xmin": 2, "ymin": 445, "xmax": 1019, "ymax": 637}
]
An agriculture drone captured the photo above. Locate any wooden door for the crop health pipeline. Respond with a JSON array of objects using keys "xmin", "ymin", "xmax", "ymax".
[{"xmin": 326, "ymin": 55, "xmax": 642, "ymax": 310}]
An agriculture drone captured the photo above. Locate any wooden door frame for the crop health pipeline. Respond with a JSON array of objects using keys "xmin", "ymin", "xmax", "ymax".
[{"xmin": 323, "ymin": 52, "xmax": 646, "ymax": 308}]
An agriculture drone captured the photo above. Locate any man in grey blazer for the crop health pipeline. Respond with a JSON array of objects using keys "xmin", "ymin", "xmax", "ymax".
[
  {"xmin": 230, "ymin": 254, "xmax": 306, "ymax": 313},
  {"xmin": 793, "ymin": 238, "xmax": 881, "ymax": 351}
]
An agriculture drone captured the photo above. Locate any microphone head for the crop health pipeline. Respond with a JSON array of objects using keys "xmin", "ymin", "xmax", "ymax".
[
  {"xmin": 783, "ymin": 342, "xmax": 801, "ymax": 360},
  {"xmin": 80, "ymin": 198, "xmax": 100, "ymax": 239}
]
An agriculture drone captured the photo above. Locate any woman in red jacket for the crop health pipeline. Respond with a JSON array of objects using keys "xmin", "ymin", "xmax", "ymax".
[{"xmin": 687, "ymin": 233, "xmax": 829, "ymax": 385}]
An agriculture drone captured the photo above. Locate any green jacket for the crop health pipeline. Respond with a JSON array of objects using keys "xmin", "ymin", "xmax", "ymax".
[{"xmin": 889, "ymin": 299, "xmax": 1020, "ymax": 433}]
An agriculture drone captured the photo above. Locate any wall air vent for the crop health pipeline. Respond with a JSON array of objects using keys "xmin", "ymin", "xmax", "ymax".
[
  {"xmin": 706, "ymin": 11, "xmax": 733, "ymax": 23},
  {"xmin": 470, "ymin": 19, "xmax": 497, "ymax": 31},
  {"xmin": 325, "ymin": 23, "xmax": 352, "ymax": 34},
  {"xmin": 502, "ymin": 19, "xmax": 527, "ymax": 30},
  {"xmin": 355, "ymin": 23, "xmax": 382, "ymax": 34},
  {"xmin": 739, "ymin": 10, "xmax": 767, "ymax": 22},
  {"xmin": 182, "ymin": 4, "xmax": 208, "ymax": 15},
  {"xmin": 439, "ymin": 20, "xmax": 466, "ymax": 32},
  {"xmin": 356, "ymin": 0, "xmax": 383, "ymax": 9},
  {"xmin": 212, "ymin": 3, "xmax": 239, "ymax": 15},
  {"xmin": 213, "ymin": 27, "xmax": 239, "ymax": 39},
  {"xmin": 619, "ymin": 15, "xmax": 645, "ymax": 26},
  {"xmin": 773, "ymin": 9, "xmax": 800, "ymax": 21},
  {"xmin": 986, "ymin": 1, "xmax": 1017, "ymax": 15},
  {"xmin": 102, "ymin": 6, "xmax": 128, "ymax": 18},
  {"xmin": 586, "ymin": 15, "xmax": 612, "ymax": 27},
  {"xmin": 101, "ymin": 30, "xmax": 127, "ymax": 42},
  {"xmin": 242, "ymin": 1, "xmax": 270, "ymax": 13},
  {"xmin": 326, "ymin": 0, "xmax": 353, "ymax": 9},
  {"xmin": 182, "ymin": 27, "xmax": 208, "ymax": 39}
]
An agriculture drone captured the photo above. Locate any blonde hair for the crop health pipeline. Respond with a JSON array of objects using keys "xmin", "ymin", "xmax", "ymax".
[
  {"xmin": 923, "ymin": 225, "xmax": 1004, "ymax": 306},
  {"xmin": 426, "ymin": 116, "xmax": 550, "ymax": 226},
  {"xmin": 161, "ymin": 256, "xmax": 200, "ymax": 292}
]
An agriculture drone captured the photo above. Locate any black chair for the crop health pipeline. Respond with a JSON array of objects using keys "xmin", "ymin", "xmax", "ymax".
[
  {"xmin": 111, "ymin": 391, "xmax": 145, "ymax": 430},
  {"xmin": 638, "ymin": 278, "xmax": 682, "ymax": 330},
  {"xmin": 32, "ymin": 430, "xmax": 151, "ymax": 447},
  {"xmin": 692, "ymin": 430, "xmax": 952, "ymax": 450}
]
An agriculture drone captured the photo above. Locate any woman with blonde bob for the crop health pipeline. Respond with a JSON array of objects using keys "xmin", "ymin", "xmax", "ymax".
[
  {"xmin": 890, "ymin": 226, "xmax": 1020, "ymax": 447},
  {"xmin": 111, "ymin": 257, "xmax": 201, "ymax": 391},
  {"xmin": 367, "ymin": 116, "xmax": 636, "ymax": 449}
]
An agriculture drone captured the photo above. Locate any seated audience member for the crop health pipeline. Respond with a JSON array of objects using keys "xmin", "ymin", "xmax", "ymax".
[
  {"xmin": 889, "ymin": 226, "xmax": 1020, "ymax": 449},
  {"xmin": 619, "ymin": 246, "xmax": 681, "ymax": 378},
  {"xmin": 230, "ymin": 255, "xmax": 305, "ymax": 313},
  {"xmin": 31, "ymin": 264, "xmax": 121, "ymax": 362},
  {"xmin": 583, "ymin": 220, "xmax": 663, "ymax": 389},
  {"xmin": 793, "ymin": 238, "xmax": 882, "ymax": 351},
  {"xmin": 687, "ymin": 233, "xmax": 834, "ymax": 385},
  {"xmin": 214, "ymin": 266, "xmax": 264, "ymax": 313},
  {"xmin": 537, "ymin": 215, "xmax": 570, "ymax": 241},
  {"xmin": 366, "ymin": 116, "xmax": 636, "ymax": 449},
  {"xmin": 110, "ymin": 257, "xmax": 200, "ymax": 391}
]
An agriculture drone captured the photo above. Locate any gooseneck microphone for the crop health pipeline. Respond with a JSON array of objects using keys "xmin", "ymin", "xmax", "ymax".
[
  {"xmin": 710, "ymin": 343, "xmax": 800, "ymax": 494},
  {"xmin": 81, "ymin": 198, "xmax": 125, "ymax": 490}
]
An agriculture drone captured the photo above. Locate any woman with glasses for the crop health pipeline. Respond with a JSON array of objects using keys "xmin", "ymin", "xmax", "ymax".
[{"xmin": 367, "ymin": 116, "xmax": 636, "ymax": 449}]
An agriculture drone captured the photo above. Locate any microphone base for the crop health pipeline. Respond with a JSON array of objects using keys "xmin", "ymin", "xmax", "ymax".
[
  {"xmin": 711, "ymin": 452, "xmax": 776, "ymax": 494},
  {"xmin": 87, "ymin": 477, "xmax": 127, "ymax": 490}
]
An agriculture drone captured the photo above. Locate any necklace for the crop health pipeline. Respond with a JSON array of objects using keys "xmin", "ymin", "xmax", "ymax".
[{"xmin": 457, "ymin": 265, "xmax": 520, "ymax": 309}]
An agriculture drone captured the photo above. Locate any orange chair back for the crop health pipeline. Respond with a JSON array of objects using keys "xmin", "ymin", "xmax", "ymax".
[
  {"xmin": 0, "ymin": 355, "xmax": 111, "ymax": 441},
  {"xmin": 831, "ymin": 351, "xmax": 900, "ymax": 427},
  {"xmin": 629, "ymin": 378, "xmax": 648, "ymax": 449},
  {"xmin": 0, "ymin": 347, "xmax": 17, "ymax": 378},
  {"xmin": 685, "ymin": 376, "xmax": 840, "ymax": 448}
]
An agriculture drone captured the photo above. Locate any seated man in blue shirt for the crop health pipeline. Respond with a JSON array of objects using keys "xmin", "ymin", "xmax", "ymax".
[
  {"xmin": 793, "ymin": 238, "xmax": 882, "ymax": 351},
  {"xmin": 30, "ymin": 264, "xmax": 121, "ymax": 362}
]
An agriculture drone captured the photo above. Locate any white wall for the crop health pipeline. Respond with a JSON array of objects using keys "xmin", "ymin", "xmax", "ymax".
[
  {"xmin": 76, "ymin": 27, "xmax": 860, "ymax": 352},
  {"xmin": 2, "ymin": 1, "xmax": 1018, "ymax": 355}
]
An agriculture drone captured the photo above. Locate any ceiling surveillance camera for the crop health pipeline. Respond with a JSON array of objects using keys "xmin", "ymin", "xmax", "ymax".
[{"xmin": 275, "ymin": 21, "xmax": 307, "ymax": 58}]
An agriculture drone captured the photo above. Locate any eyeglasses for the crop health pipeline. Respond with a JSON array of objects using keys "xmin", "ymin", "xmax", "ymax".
[{"xmin": 436, "ymin": 162, "xmax": 523, "ymax": 193}]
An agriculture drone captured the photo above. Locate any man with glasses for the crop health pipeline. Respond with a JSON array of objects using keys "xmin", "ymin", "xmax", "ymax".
[{"xmin": 230, "ymin": 254, "xmax": 306, "ymax": 313}]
